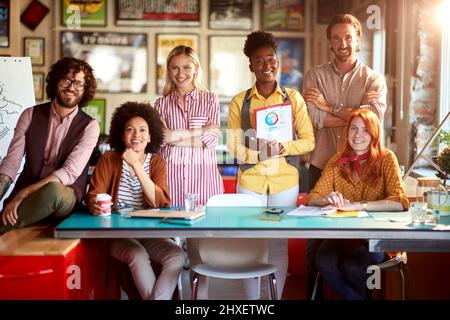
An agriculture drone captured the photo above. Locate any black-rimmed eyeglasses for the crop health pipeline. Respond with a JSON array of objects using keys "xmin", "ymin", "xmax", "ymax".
[{"xmin": 59, "ymin": 78, "xmax": 86, "ymax": 91}]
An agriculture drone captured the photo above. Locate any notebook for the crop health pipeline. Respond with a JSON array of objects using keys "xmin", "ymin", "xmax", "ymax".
[{"xmin": 129, "ymin": 210, "xmax": 205, "ymax": 220}]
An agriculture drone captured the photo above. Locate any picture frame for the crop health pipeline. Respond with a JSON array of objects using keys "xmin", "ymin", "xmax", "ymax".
[
  {"xmin": 317, "ymin": 0, "xmax": 345, "ymax": 24},
  {"xmin": 84, "ymin": 98, "xmax": 106, "ymax": 134},
  {"xmin": 33, "ymin": 72, "xmax": 45, "ymax": 101},
  {"xmin": 276, "ymin": 38, "xmax": 305, "ymax": 91},
  {"xmin": 61, "ymin": 31, "xmax": 148, "ymax": 93},
  {"xmin": 24, "ymin": 37, "xmax": 45, "ymax": 66},
  {"xmin": 61, "ymin": 0, "xmax": 107, "ymax": 27},
  {"xmin": 209, "ymin": 36, "xmax": 254, "ymax": 100},
  {"xmin": 20, "ymin": 0, "xmax": 49, "ymax": 31},
  {"xmin": 156, "ymin": 33, "xmax": 199, "ymax": 95},
  {"xmin": 0, "ymin": 0, "xmax": 9, "ymax": 48},
  {"xmin": 116, "ymin": 0, "xmax": 200, "ymax": 27},
  {"xmin": 262, "ymin": 0, "xmax": 305, "ymax": 31},
  {"xmin": 209, "ymin": 0, "xmax": 253, "ymax": 30}
]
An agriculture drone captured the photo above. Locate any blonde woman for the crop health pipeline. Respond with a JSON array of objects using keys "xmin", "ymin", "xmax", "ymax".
[{"xmin": 155, "ymin": 45, "xmax": 224, "ymax": 299}]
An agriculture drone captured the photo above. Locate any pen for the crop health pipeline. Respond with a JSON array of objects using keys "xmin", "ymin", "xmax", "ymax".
[{"xmin": 259, "ymin": 216, "xmax": 281, "ymax": 222}]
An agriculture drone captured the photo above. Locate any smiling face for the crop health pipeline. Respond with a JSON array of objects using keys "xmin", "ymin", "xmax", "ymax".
[
  {"xmin": 348, "ymin": 116, "xmax": 372, "ymax": 155},
  {"xmin": 56, "ymin": 70, "xmax": 85, "ymax": 109},
  {"xmin": 249, "ymin": 46, "xmax": 279, "ymax": 85},
  {"xmin": 122, "ymin": 116, "xmax": 151, "ymax": 154},
  {"xmin": 329, "ymin": 23, "xmax": 359, "ymax": 64},
  {"xmin": 168, "ymin": 53, "xmax": 197, "ymax": 92}
]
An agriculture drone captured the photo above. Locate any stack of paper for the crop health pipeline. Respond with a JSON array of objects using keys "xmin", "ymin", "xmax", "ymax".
[
  {"xmin": 286, "ymin": 206, "xmax": 368, "ymax": 218},
  {"xmin": 130, "ymin": 210, "xmax": 205, "ymax": 220},
  {"xmin": 286, "ymin": 205, "xmax": 336, "ymax": 217}
]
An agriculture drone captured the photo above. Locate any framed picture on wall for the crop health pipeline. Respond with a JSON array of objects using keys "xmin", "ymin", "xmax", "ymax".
[
  {"xmin": 209, "ymin": 0, "xmax": 253, "ymax": 30},
  {"xmin": 262, "ymin": 0, "xmax": 305, "ymax": 31},
  {"xmin": 209, "ymin": 36, "xmax": 254, "ymax": 100},
  {"xmin": 20, "ymin": 0, "xmax": 50, "ymax": 31},
  {"xmin": 276, "ymin": 38, "xmax": 305, "ymax": 91},
  {"xmin": 24, "ymin": 37, "xmax": 45, "ymax": 66},
  {"xmin": 116, "ymin": 0, "xmax": 200, "ymax": 27},
  {"xmin": 317, "ymin": 0, "xmax": 345, "ymax": 24},
  {"xmin": 156, "ymin": 33, "xmax": 199, "ymax": 95},
  {"xmin": 33, "ymin": 72, "xmax": 45, "ymax": 101},
  {"xmin": 84, "ymin": 98, "xmax": 106, "ymax": 134},
  {"xmin": 61, "ymin": 31, "xmax": 148, "ymax": 93},
  {"xmin": 61, "ymin": 0, "xmax": 107, "ymax": 27},
  {"xmin": 0, "ymin": 0, "xmax": 9, "ymax": 48}
]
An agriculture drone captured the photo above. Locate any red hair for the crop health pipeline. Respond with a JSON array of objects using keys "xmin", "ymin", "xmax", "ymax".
[{"xmin": 340, "ymin": 109, "xmax": 386, "ymax": 181}]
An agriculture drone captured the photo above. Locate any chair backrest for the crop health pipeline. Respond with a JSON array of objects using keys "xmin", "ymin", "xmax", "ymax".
[
  {"xmin": 202, "ymin": 194, "xmax": 267, "ymax": 267},
  {"xmin": 206, "ymin": 194, "xmax": 263, "ymax": 207},
  {"xmin": 198, "ymin": 238, "xmax": 270, "ymax": 267}
]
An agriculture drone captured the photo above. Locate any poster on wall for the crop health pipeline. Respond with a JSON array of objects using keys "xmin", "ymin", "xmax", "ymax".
[
  {"xmin": 61, "ymin": 31, "xmax": 148, "ymax": 93},
  {"xmin": 116, "ymin": 0, "xmax": 200, "ymax": 27},
  {"xmin": 61, "ymin": 0, "xmax": 107, "ymax": 27},
  {"xmin": 33, "ymin": 72, "xmax": 45, "ymax": 100},
  {"xmin": 277, "ymin": 38, "xmax": 305, "ymax": 90},
  {"xmin": 84, "ymin": 98, "xmax": 106, "ymax": 134},
  {"xmin": 0, "ymin": 0, "xmax": 9, "ymax": 47},
  {"xmin": 209, "ymin": 36, "xmax": 254, "ymax": 100},
  {"xmin": 209, "ymin": 0, "xmax": 253, "ymax": 30},
  {"xmin": 156, "ymin": 34, "xmax": 199, "ymax": 95},
  {"xmin": 262, "ymin": 0, "xmax": 305, "ymax": 31}
]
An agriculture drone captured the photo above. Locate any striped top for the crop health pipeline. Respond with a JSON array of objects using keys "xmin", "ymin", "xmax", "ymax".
[
  {"xmin": 155, "ymin": 89, "xmax": 224, "ymax": 206},
  {"xmin": 117, "ymin": 153, "xmax": 151, "ymax": 210}
]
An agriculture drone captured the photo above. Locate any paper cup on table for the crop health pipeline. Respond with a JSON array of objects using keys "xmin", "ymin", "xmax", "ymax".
[{"xmin": 96, "ymin": 193, "xmax": 112, "ymax": 216}]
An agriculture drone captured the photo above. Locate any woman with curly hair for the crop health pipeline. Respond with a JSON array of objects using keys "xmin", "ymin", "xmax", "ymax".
[
  {"xmin": 227, "ymin": 31, "xmax": 315, "ymax": 299},
  {"xmin": 87, "ymin": 102, "xmax": 184, "ymax": 300},
  {"xmin": 308, "ymin": 109, "xmax": 409, "ymax": 300}
]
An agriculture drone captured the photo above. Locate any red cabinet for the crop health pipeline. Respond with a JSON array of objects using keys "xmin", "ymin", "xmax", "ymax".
[{"xmin": 0, "ymin": 226, "xmax": 109, "ymax": 299}]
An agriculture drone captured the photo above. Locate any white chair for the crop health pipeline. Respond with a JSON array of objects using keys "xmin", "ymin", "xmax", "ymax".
[{"xmin": 191, "ymin": 194, "xmax": 278, "ymax": 300}]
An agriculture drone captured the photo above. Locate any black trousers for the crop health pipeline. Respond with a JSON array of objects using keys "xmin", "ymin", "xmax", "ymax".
[{"xmin": 305, "ymin": 165, "xmax": 323, "ymax": 299}]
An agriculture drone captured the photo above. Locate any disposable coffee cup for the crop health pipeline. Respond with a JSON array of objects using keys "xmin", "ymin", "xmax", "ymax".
[{"xmin": 96, "ymin": 193, "xmax": 112, "ymax": 216}]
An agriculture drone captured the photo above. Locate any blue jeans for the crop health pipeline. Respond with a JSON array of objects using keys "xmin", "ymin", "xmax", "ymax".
[{"xmin": 315, "ymin": 239, "xmax": 385, "ymax": 300}]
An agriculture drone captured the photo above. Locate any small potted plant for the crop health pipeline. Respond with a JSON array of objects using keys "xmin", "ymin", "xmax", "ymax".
[{"xmin": 436, "ymin": 146, "xmax": 450, "ymax": 186}]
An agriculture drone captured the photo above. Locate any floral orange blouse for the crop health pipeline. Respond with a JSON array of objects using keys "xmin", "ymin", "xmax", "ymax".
[{"xmin": 308, "ymin": 149, "xmax": 409, "ymax": 210}]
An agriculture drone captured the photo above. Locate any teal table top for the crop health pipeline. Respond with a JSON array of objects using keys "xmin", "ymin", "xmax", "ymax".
[{"xmin": 55, "ymin": 207, "xmax": 450, "ymax": 241}]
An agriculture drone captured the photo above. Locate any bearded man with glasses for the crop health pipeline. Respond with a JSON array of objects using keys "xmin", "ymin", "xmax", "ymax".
[{"xmin": 0, "ymin": 57, "xmax": 99, "ymax": 234}]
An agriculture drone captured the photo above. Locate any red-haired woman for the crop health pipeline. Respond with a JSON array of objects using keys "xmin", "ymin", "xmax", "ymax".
[{"xmin": 307, "ymin": 109, "xmax": 409, "ymax": 300}]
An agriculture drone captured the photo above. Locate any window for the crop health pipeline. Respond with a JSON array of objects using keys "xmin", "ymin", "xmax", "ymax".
[{"xmin": 440, "ymin": 28, "xmax": 450, "ymax": 122}]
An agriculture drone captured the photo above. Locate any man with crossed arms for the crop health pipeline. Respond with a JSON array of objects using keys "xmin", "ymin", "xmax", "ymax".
[{"xmin": 303, "ymin": 13, "xmax": 387, "ymax": 300}]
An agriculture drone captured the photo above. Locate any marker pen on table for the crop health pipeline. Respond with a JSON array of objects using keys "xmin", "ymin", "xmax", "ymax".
[{"xmin": 160, "ymin": 219, "xmax": 193, "ymax": 226}]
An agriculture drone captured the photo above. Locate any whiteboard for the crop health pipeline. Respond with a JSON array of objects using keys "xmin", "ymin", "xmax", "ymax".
[{"xmin": 0, "ymin": 57, "xmax": 36, "ymax": 210}]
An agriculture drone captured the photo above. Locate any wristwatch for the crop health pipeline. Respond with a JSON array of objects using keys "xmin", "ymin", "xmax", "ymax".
[
  {"xmin": 361, "ymin": 201, "xmax": 368, "ymax": 211},
  {"xmin": 333, "ymin": 104, "xmax": 342, "ymax": 114}
]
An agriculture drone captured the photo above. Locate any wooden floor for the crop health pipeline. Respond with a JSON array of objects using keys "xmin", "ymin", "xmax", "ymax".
[{"xmin": 283, "ymin": 275, "xmax": 307, "ymax": 300}]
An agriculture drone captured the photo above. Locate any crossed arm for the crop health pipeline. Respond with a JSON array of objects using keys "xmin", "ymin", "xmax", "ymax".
[
  {"xmin": 163, "ymin": 124, "xmax": 221, "ymax": 147},
  {"xmin": 303, "ymin": 87, "xmax": 381, "ymax": 127}
]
